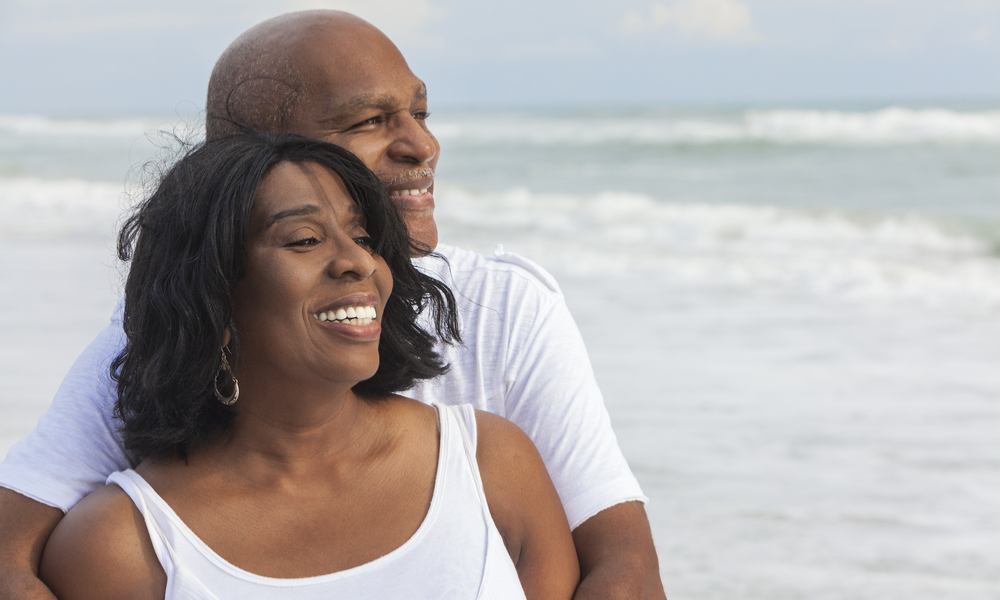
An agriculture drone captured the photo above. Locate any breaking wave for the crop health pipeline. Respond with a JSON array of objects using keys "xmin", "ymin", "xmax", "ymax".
[
  {"xmin": 435, "ymin": 184, "xmax": 1000, "ymax": 308},
  {"xmin": 433, "ymin": 107, "xmax": 1000, "ymax": 146}
]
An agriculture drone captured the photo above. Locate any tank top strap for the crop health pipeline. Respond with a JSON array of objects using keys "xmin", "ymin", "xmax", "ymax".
[
  {"xmin": 443, "ymin": 404, "xmax": 490, "ymax": 517},
  {"xmin": 438, "ymin": 403, "xmax": 526, "ymax": 600},
  {"xmin": 107, "ymin": 470, "xmax": 178, "ymax": 579}
]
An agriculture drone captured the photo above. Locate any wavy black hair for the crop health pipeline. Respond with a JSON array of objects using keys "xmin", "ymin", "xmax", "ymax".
[{"xmin": 112, "ymin": 132, "xmax": 459, "ymax": 461}]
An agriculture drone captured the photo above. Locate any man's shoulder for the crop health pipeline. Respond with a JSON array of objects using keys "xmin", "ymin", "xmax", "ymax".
[{"xmin": 421, "ymin": 243, "xmax": 562, "ymax": 298}]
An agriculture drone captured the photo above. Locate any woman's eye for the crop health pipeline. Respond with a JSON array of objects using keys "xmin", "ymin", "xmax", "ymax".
[
  {"xmin": 354, "ymin": 236, "xmax": 375, "ymax": 251},
  {"xmin": 288, "ymin": 237, "xmax": 320, "ymax": 247}
]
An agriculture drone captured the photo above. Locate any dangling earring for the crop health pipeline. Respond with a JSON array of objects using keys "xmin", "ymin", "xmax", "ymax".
[{"xmin": 214, "ymin": 349, "xmax": 239, "ymax": 406}]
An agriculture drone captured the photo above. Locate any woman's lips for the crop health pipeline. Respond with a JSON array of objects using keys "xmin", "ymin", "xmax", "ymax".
[
  {"xmin": 314, "ymin": 318, "xmax": 382, "ymax": 340},
  {"xmin": 311, "ymin": 297, "xmax": 381, "ymax": 340}
]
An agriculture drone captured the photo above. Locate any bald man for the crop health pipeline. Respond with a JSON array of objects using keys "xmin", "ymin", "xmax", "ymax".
[{"xmin": 0, "ymin": 11, "xmax": 665, "ymax": 599}]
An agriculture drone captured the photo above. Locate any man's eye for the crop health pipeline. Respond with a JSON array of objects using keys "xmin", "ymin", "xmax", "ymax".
[
  {"xmin": 352, "ymin": 116, "xmax": 384, "ymax": 129},
  {"xmin": 288, "ymin": 237, "xmax": 320, "ymax": 247},
  {"xmin": 414, "ymin": 111, "xmax": 431, "ymax": 121}
]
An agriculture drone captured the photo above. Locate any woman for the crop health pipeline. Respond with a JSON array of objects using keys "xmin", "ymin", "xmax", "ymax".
[{"xmin": 39, "ymin": 133, "xmax": 579, "ymax": 599}]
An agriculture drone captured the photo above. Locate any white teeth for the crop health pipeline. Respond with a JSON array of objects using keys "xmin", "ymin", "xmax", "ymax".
[
  {"xmin": 391, "ymin": 188, "xmax": 429, "ymax": 197},
  {"xmin": 312, "ymin": 306, "xmax": 377, "ymax": 326}
]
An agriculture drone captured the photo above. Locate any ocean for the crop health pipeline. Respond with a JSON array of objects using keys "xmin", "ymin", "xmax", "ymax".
[{"xmin": 2, "ymin": 105, "xmax": 999, "ymax": 598}]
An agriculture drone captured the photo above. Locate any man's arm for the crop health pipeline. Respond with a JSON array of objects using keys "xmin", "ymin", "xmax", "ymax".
[
  {"xmin": 0, "ymin": 308, "xmax": 131, "ymax": 599},
  {"xmin": 573, "ymin": 502, "xmax": 666, "ymax": 600},
  {"xmin": 0, "ymin": 488, "xmax": 62, "ymax": 600}
]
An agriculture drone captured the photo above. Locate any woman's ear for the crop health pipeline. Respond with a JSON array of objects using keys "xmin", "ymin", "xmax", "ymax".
[{"xmin": 222, "ymin": 328, "xmax": 231, "ymax": 349}]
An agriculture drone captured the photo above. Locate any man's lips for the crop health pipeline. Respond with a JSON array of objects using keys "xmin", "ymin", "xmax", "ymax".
[{"xmin": 387, "ymin": 178, "xmax": 434, "ymax": 211}]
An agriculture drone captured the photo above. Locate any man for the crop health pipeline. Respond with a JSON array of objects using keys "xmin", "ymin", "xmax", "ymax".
[{"xmin": 0, "ymin": 11, "xmax": 666, "ymax": 599}]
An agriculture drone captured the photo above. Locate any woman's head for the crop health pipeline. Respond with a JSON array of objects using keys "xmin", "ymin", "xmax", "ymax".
[
  {"xmin": 113, "ymin": 133, "xmax": 458, "ymax": 461},
  {"xmin": 233, "ymin": 160, "xmax": 392, "ymax": 395}
]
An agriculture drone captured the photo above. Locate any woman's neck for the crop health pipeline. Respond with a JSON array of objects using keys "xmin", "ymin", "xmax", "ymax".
[{"xmin": 200, "ymin": 372, "xmax": 391, "ymax": 479}]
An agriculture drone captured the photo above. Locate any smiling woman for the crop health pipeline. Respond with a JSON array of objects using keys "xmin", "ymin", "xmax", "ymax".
[{"xmin": 36, "ymin": 132, "xmax": 579, "ymax": 599}]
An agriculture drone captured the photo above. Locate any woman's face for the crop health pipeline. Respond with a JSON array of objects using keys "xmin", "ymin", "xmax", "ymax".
[{"xmin": 232, "ymin": 161, "xmax": 393, "ymax": 390}]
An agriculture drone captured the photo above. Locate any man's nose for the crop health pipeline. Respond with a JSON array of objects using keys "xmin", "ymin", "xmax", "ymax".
[{"xmin": 386, "ymin": 114, "xmax": 437, "ymax": 165}]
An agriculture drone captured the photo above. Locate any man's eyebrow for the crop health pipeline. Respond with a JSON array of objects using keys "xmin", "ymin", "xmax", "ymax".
[
  {"xmin": 318, "ymin": 93, "xmax": 397, "ymax": 125},
  {"xmin": 320, "ymin": 82, "xmax": 429, "ymax": 126},
  {"xmin": 265, "ymin": 205, "xmax": 320, "ymax": 229}
]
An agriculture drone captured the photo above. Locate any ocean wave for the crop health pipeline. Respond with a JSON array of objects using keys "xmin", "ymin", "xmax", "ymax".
[
  {"xmin": 433, "ymin": 107, "xmax": 1000, "ymax": 146},
  {"xmin": 0, "ymin": 114, "xmax": 202, "ymax": 140},
  {"xmin": 5, "ymin": 174, "xmax": 1000, "ymax": 307},
  {"xmin": 0, "ymin": 177, "xmax": 126, "ymax": 238},
  {"xmin": 435, "ymin": 184, "xmax": 1000, "ymax": 308}
]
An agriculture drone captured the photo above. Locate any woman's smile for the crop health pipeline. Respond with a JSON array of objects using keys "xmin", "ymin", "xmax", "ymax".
[{"xmin": 311, "ymin": 293, "xmax": 382, "ymax": 340}]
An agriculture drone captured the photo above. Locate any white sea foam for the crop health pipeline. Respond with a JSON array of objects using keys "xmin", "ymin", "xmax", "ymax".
[
  {"xmin": 0, "ymin": 114, "xmax": 164, "ymax": 138},
  {"xmin": 0, "ymin": 113, "xmax": 204, "ymax": 143},
  {"xmin": 433, "ymin": 107, "xmax": 1000, "ymax": 146},
  {"xmin": 0, "ymin": 177, "xmax": 125, "ymax": 238},
  {"xmin": 435, "ymin": 184, "xmax": 1000, "ymax": 308}
]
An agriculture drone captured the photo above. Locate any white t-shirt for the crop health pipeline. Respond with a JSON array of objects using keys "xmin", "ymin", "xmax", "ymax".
[{"xmin": 0, "ymin": 243, "xmax": 645, "ymax": 529}]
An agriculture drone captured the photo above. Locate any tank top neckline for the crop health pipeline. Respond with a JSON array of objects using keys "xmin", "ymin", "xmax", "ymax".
[{"xmin": 117, "ymin": 403, "xmax": 450, "ymax": 586}]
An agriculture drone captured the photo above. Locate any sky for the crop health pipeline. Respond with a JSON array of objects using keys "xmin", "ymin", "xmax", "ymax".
[{"xmin": 0, "ymin": 0, "xmax": 998, "ymax": 113}]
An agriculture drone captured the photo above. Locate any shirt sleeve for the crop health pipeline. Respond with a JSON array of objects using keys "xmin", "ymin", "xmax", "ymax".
[
  {"xmin": 0, "ymin": 304, "xmax": 130, "ymax": 512},
  {"xmin": 497, "ymin": 255, "xmax": 648, "ymax": 530}
]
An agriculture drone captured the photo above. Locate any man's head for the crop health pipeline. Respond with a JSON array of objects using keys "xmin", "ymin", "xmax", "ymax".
[{"xmin": 207, "ymin": 11, "xmax": 439, "ymax": 250}]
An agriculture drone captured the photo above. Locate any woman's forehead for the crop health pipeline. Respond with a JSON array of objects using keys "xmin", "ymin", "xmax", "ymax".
[{"xmin": 254, "ymin": 161, "xmax": 359, "ymax": 222}]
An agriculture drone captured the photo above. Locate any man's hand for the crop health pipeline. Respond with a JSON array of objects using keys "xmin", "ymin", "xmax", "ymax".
[
  {"xmin": 0, "ymin": 487, "xmax": 63, "ymax": 600},
  {"xmin": 572, "ymin": 501, "xmax": 666, "ymax": 600}
]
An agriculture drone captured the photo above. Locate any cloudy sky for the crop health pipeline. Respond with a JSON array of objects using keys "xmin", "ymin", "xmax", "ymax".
[{"xmin": 1, "ymin": 0, "xmax": 998, "ymax": 113}]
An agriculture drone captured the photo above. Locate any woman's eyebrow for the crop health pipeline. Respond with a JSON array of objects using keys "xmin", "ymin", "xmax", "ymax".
[{"xmin": 265, "ymin": 205, "xmax": 320, "ymax": 229}]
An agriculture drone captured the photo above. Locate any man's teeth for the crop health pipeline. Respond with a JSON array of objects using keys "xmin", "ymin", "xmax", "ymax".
[
  {"xmin": 391, "ymin": 188, "xmax": 428, "ymax": 197},
  {"xmin": 313, "ymin": 306, "xmax": 377, "ymax": 326}
]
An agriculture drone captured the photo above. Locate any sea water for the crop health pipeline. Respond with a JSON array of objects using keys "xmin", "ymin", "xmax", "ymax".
[{"xmin": 1, "ymin": 106, "xmax": 998, "ymax": 599}]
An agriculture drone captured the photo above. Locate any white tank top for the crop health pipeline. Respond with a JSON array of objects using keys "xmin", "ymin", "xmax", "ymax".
[{"xmin": 108, "ymin": 403, "xmax": 527, "ymax": 600}]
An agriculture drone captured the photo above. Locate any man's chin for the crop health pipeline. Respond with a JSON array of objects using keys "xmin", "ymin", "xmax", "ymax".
[{"xmin": 400, "ymin": 211, "xmax": 438, "ymax": 255}]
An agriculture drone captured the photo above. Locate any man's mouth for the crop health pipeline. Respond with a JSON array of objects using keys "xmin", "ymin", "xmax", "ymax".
[
  {"xmin": 387, "ymin": 182, "xmax": 434, "ymax": 211},
  {"xmin": 390, "ymin": 188, "xmax": 429, "ymax": 198}
]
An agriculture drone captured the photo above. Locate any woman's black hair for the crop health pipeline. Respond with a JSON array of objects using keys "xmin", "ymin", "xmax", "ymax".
[{"xmin": 112, "ymin": 132, "xmax": 459, "ymax": 461}]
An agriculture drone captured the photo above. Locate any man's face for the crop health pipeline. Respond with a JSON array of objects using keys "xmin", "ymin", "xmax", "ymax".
[{"xmin": 284, "ymin": 25, "xmax": 440, "ymax": 251}]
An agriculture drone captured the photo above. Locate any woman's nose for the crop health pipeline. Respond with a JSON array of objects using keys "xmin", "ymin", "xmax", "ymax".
[{"xmin": 326, "ymin": 238, "xmax": 378, "ymax": 280}]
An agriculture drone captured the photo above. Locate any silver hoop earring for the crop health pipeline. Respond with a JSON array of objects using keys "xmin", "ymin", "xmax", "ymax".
[{"xmin": 214, "ymin": 350, "xmax": 239, "ymax": 406}]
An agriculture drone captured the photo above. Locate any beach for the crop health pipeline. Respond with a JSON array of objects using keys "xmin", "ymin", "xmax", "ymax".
[{"xmin": 2, "ymin": 106, "xmax": 999, "ymax": 598}]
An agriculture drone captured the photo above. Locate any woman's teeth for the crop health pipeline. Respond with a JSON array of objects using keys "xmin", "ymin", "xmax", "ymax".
[
  {"xmin": 313, "ymin": 306, "xmax": 377, "ymax": 326},
  {"xmin": 391, "ymin": 188, "xmax": 428, "ymax": 197}
]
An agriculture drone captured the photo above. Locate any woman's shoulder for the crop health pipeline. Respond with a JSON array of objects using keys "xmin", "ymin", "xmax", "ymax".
[
  {"xmin": 471, "ymin": 410, "xmax": 550, "ymax": 543},
  {"xmin": 40, "ymin": 481, "xmax": 166, "ymax": 600},
  {"xmin": 471, "ymin": 409, "xmax": 580, "ymax": 598}
]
